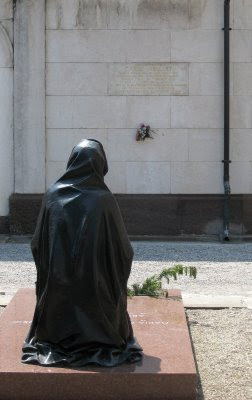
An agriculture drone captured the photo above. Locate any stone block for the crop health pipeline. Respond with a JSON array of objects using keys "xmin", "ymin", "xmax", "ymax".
[
  {"xmin": 73, "ymin": 96, "xmax": 127, "ymax": 128},
  {"xmin": 178, "ymin": 195, "xmax": 223, "ymax": 235},
  {"xmin": 171, "ymin": 162, "xmax": 223, "ymax": 194},
  {"xmin": 0, "ymin": 20, "xmax": 13, "ymax": 43},
  {"xmin": 9, "ymin": 194, "xmax": 43, "ymax": 234},
  {"xmin": 116, "ymin": 194, "xmax": 181, "ymax": 235},
  {"xmin": 46, "ymin": 63, "xmax": 108, "ymax": 95},
  {"xmin": 230, "ymin": 96, "xmax": 252, "ymax": 129},
  {"xmin": 46, "ymin": 161, "xmax": 66, "ymax": 188},
  {"xmin": 230, "ymin": 162, "xmax": 252, "ymax": 194},
  {"xmin": 0, "ymin": 0, "xmax": 12, "ymax": 20},
  {"xmin": 188, "ymin": 0, "xmax": 225, "ymax": 30},
  {"xmin": 104, "ymin": 161, "xmax": 127, "ymax": 193},
  {"xmin": 107, "ymin": 0, "xmax": 227, "ymax": 31},
  {"xmin": 107, "ymin": 0, "xmax": 189, "ymax": 30},
  {"xmin": 106, "ymin": 129, "xmax": 188, "ymax": 162},
  {"xmin": 14, "ymin": 0, "xmax": 45, "ymax": 193},
  {"xmin": 234, "ymin": 0, "xmax": 252, "ymax": 30},
  {"xmin": 46, "ymin": 30, "xmax": 171, "ymax": 62},
  {"xmin": 233, "ymin": 63, "xmax": 252, "ymax": 96},
  {"xmin": 171, "ymin": 96, "xmax": 223, "ymax": 129},
  {"xmin": 0, "ymin": 216, "xmax": 9, "ymax": 234},
  {"xmin": 126, "ymin": 162, "xmax": 171, "ymax": 194},
  {"xmin": 108, "ymin": 63, "xmax": 188, "ymax": 96},
  {"xmin": 127, "ymin": 30, "xmax": 171, "ymax": 62},
  {"xmin": 46, "ymin": 0, "xmax": 107, "ymax": 30},
  {"xmin": 46, "ymin": 30, "xmax": 127, "ymax": 62},
  {"xmin": 47, "ymin": 129, "xmax": 108, "ymax": 162},
  {"xmin": 189, "ymin": 62, "xmax": 227, "ymax": 96},
  {"xmin": 231, "ymin": 129, "xmax": 252, "ymax": 162},
  {"xmin": 171, "ymin": 30, "xmax": 223, "ymax": 62},
  {"xmin": 188, "ymin": 130, "xmax": 223, "ymax": 162},
  {"xmin": 242, "ymin": 195, "xmax": 252, "ymax": 234},
  {"xmin": 0, "ymin": 23, "xmax": 12, "ymax": 67},
  {"xmin": 46, "ymin": 96, "xmax": 74, "ymax": 128},
  {"xmin": 0, "ymin": 288, "xmax": 196, "ymax": 400},
  {"xmin": 231, "ymin": 30, "xmax": 252, "ymax": 63},
  {"xmin": 9, "ymin": 193, "xmax": 252, "ymax": 236},
  {"xmin": 47, "ymin": 96, "xmax": 127, "ymax": 129},
  {"xmin": 47, "ymin": 95, "xmax": 172, "ymax": 130},
  {"xmin": 125, "ymin": 96, "xmax": 171, "ymax": 128},
  {"xmin": 0, "ymin": 68, "xmax": 13, "ymax": 215}
]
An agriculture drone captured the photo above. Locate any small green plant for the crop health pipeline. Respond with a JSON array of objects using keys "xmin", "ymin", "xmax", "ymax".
[{"xmin": 127, "ymin": 264, "xmax": 197, "ymax": 298}]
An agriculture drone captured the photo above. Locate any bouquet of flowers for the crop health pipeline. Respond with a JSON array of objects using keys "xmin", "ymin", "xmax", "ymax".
[{"xmin": 136, "ymin": 123, "xmax": 156, "ymax": 141}]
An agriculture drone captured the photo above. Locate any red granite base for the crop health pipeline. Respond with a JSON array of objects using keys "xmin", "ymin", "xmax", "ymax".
[{"xmin": 0, "ymin": 289, "xmax": 196, "ymax": 400}]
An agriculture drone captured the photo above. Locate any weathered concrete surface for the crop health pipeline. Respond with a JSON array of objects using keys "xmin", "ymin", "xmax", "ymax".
[
  {"xmin": 189, "ymin": 63, "xmax": 228, "ymax": 96},
  {"xmin": 233, "ymin": 63, "xmax": 252, "ymax": 95},
  {"xmin": 170, "ymin": 161, "xmax": 223, "ymax": 194},
  {"xmin": 46, "ymin": 0, "xmax": 107, "ymax": 30},
  {"xmin": 46, "ymin": 30, "xmax": 171, "ymax": 63},
  {"xmin": 171, "ymin": 96, "xmax": 223, "ymax": 129},
  {"xmin": 171, "ymin": 30, "xmax": 223, "ymax": 62},
  {"xmin": 0, "ymin": 0, "xmax": 12, "ymax": 20},
  {"xmin": 46, "ymin": 96, "xmax": 171, "ymax": 129},
  {"xmin": 46, "ymin": 63, "xmax": 108, "ymax": 95},
  {"xmin": 14, "ymin": 0, "xmax": 46, "ymax": 193},
  {"xmin": 234, "ymin": 0, "xmax": 252, "ymax": 30},
  {"xmin": 44, "ymin": 0, "xmax": 252, "ymax": 196},
  {"xmin": 183, "ymin": 293, "xmax": 252, "ymax": 309},
  {"xmin": 0, "ymin": 4, "xmax": 13, "ymax": 216}
]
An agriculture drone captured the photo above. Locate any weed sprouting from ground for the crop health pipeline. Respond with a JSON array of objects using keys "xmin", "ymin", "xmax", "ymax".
[{"xmin": 127, "ymin": 264, "xmax": 197, "ymax": 297}]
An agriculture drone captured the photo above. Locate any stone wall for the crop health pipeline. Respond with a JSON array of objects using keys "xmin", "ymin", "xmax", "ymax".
[
  {"xmin": 0, "ymin": 0, "xmax": 13, "ymax": 219},
  {"xmin": 45, "ymin": 0, "xmax": 252, "ymax": 195},
  {"xmin": 2, "ymin": 0, "xmax": 252, "ymax": 235}
]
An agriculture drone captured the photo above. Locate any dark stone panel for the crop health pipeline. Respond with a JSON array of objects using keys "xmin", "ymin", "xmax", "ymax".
[
  {"xmin": 0, "ymin": 217, "xmax": 9, "ymax": 234},
  {"xmin": 6, "ymin": 193, "xmax": 252, "ymax": 237},
  {"xmin": 9, "ymin": 194, "xmax": 43, "ymax": 234},
  {"xmin": 115, "ymin": 195, "xmax": 181, "ymax": 236},
  {"xmin": 179, "ymin": 196, "xmax": 221, "ymax": 235},
  {"xmin": 229, "ymin": 195, "xmax": 244, "ymax": 235},
  {"xmin": 242, "ymin": 195, "xmax": 252, "ymax": 234}
]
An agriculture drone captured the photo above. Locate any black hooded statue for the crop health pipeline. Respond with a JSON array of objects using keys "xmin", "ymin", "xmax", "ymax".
[{"xmin": 21, "ymin": 139, "xmax": 143, "ymax": 368}]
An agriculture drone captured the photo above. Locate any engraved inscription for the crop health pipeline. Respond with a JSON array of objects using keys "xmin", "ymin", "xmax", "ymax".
[
  {"xmin": 109, "ymin": 63, "xmax": 189, "ymax": 95},
  {"xmin": 129, "ymin": 313, "xmax": 169, "ymax": 326},
  {"xmin": 12, "ymin": 320, "xmax": 32, "ymax": 324}
]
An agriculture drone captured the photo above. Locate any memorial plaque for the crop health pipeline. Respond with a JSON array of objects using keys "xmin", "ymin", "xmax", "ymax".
[
  {"xmin": 0, "ymin": 289, "xmax": 196, "ymax": 400},
  {"xmin": 109, "ymin": 63, "xmax": 189, "ymax": 95}
]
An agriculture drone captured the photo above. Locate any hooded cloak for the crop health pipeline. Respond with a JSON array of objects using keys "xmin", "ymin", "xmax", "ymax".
[{"xmin": 21, "ymin": 139, "xmax": 142, "ymax": 367}]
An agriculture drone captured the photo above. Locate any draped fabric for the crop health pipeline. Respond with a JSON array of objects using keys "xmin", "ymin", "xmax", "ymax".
[{"xmin": 21, "ymin": 139, "xmax": 142, "ymax": 367}]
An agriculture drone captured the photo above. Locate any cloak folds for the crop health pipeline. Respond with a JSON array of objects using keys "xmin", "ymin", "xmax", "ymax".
[{"xmin": 21, "ymin": 139, "xmax": 143, "ymax": 368}]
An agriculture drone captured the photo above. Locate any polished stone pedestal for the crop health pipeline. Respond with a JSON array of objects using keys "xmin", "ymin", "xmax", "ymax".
[{"xmin": 0, "ymin": 289, "xmax": 196, "ymax": 400}]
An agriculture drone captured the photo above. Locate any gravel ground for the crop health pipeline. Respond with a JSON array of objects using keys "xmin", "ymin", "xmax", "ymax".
[
  {"xmin": 1, "ymin": 241, "xmax": 252, "ymax": 296},
  {"xmin": 187, "ymin": 308, "xmax": 252, "ymax": 400},
  {"xmin": 0, "ymin": 241, "xmax": 252, "ymax": 400}
]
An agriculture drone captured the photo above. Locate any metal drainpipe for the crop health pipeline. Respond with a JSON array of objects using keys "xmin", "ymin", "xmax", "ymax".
[{"xmin": 222, "ymin": 0, "xmax": 231, "ymax": 241}]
